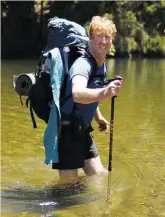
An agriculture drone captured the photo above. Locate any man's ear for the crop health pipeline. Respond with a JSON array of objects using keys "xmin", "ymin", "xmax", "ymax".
[{"xmin": 88, "ymin": 33, "xmax": 92, "ymax": 40}]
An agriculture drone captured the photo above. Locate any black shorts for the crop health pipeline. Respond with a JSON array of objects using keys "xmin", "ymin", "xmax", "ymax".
[{"xmin": 52, "ymin": 125, "xmax": 99, "ymax": 170}]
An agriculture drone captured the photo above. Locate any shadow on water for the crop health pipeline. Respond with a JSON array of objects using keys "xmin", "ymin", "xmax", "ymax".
[
  {"xmin": 1, "ymin": 178, "xmax": 99, "ymax": 215},
  {"xmin": 1, "ymin": 169, "xmax": 139, "ymax": 217}
]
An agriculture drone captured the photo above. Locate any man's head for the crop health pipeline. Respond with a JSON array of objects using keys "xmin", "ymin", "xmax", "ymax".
[{"xmin": 88, "ymin": 16, "xmax": 117, "ymax": 58}]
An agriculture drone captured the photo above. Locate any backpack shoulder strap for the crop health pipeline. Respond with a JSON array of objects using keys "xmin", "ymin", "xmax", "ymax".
[
  {"xmin": 59, "ymin": 47, "xmax": 70, "ymax": 75},
  {"xmin": 87, "ymin": 55, "xmax": 97, "ymax": 84},
  {"xmin": 60, "ymin": 52, "xmax": 98, "ymax": 107},
  {"xmin": 85, "ymin": 50, "xmax": 106, "ymax": 84},
  {"xmin": 82, "ymin": 50, "xmax": 98, "ymax": 84},
  {"xmin": 59, "ymin": 47, "xmax": 70, "ymax": 98}
]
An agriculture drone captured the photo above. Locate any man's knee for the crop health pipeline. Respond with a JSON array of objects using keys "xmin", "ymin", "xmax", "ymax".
[{"xmin": 83, "ymin": 156, "xmax": 105, "ymax": 176}]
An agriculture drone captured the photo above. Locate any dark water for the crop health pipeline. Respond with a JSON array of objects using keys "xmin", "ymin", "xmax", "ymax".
[{"xmin": 1, "ymin": 58, "xmax": 165, "ymax": 217}]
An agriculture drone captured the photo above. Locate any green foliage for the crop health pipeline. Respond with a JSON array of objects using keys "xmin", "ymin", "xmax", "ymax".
[
  {"xmin": 1, "ymin": 1, "xmax": 165, "ymax": 58},
  {"xmin": 123, "ymin": 11, "xmax": 137, "ymax": 37},
  {"xmin": 84, "ymin": 21, "xmax": 90, "ymax": 35},
  {"xmin": 107, "ymin": 43, "xmax": 116, "ymax": 57},
  {"xmin": 128, "ymin": 38, "xmax": 138, "ymax": 54},
  {"xmin": 142, "ymin": 1, "xmax": 165, "ymax": 36},
  {"xmin": 114, "ymin": 36, "xmax": 130, "ymax": 57},
  {"xmin": 145, "ymin": 3, "xmax": 159, "ymax": 14},
  {"xmin": 103, "ymin": 13, "xmax": 114, "ymax": 21},
  {"xmin": 134, "ymin": 23, "xmax": 149, "ymax": 53},
  {"xmin": 1, "ymin": 1, "xmax": 39, "ymax": 58},
  {"xmin": 143, "ymin": 36, "xmax": 165, "ymax": 57}
]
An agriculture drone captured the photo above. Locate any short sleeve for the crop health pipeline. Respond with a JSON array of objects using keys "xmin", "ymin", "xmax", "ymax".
[{"xmin": 69, "ymin": 57, "xmax": 92, "ymax": 81}]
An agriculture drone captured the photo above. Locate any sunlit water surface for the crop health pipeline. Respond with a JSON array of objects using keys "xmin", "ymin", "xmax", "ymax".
[{"xmin": 1, "ymin": 58, "xmax": 165, "ymax": 217}]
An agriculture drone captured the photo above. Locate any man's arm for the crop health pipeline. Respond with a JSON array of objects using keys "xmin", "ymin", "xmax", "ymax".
[
  {"xmin": 95, "ymin": 106, "xmax": 109, "ymax": 134},
  {"xmin": 72, "ymin": 75, "xmax": 122, "ymax": 104},
  {"xmin": 95, "ymin": 106, "xmax": 103, "ymax": 122}
]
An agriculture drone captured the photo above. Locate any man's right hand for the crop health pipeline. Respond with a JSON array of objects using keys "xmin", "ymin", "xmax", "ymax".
[{"xmin": 103, "ymin": 79, "xmax": 123, "ymax": 98}]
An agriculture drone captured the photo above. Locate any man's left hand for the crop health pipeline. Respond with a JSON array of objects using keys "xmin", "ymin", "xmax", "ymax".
[{"xmin": 96, "ymin": 117, "xmax": 109, "ymax": 134}]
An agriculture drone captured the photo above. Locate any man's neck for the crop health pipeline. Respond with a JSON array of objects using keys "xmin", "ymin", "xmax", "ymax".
[{"xmin": 90, "ymin": 49, "xmax": 105, "ymax": 67}]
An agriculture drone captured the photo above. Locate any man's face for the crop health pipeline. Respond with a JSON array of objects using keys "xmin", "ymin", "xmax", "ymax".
[{"xmin": 90, "ymin": 31, "xmax": 113, "ymax": 57}]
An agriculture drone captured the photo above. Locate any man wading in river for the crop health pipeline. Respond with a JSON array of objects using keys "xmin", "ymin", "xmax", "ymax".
[{"xmin": 47, "ymin": 16, "xmax": 123, "ymax": 180}]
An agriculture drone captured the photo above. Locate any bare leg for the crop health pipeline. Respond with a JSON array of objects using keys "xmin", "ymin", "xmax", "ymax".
[
  {"xmin": 58, "ymin": 169, "xmax": 78, "ymax": 183},
  {"xmin": 83, "ymin": 156, "xmax": 108, "ymax": 176}
]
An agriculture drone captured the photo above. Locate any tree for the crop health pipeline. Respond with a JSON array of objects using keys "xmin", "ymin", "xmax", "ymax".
[{"xmin": 1, "ymin": 1, "xmax": 38, "ymax": 58}]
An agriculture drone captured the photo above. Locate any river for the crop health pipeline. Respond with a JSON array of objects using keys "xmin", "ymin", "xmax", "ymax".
[{"xmin": 1, "ymin": 58, "xmax": 165, "ymax": 217}]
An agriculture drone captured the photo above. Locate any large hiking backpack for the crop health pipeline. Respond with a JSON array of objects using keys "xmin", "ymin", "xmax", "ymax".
[{"xmin": 13, "ymin": 17, "xmax": 97, "ymax": 128}]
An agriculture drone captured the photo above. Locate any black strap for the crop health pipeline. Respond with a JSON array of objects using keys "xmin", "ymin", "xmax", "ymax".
[
  {"xmin": 25, "ymin": 97, "xmax": 37, "ymax": 128},
  {"xmin": 59, "ymin": 48, "xmax": 69, "ymax": 98},
  {"xmin": 84, "ymin": 50, "xmax": 98, "ymax": 84},
  {"xmin": 30, "ymin": 102, "xmax": 37, "ymax": 128},
  {"xmin": 25, "ymin": 97, "xmax": 29, "ymax": 107},
  {"xmin": 19, "ymin": 95, "xmax": 23, "ymax": 106}
]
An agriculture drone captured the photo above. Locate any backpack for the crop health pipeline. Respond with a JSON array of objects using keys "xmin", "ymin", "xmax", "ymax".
[{"xmin": 13, "ymin": 17, "xmax": 98, "ymax": 128}]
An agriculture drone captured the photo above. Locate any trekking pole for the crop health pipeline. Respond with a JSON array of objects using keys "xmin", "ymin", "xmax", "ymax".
[
  {"xmin": 106, "ymin": 96, "xmax": 115, "ymax": 200},
  {"xmin": 94, "ymin": 76, "xmax": 122, "ymax": 198},
  {"xmin": 106, "ymin": 76, "xmax": 122, "ymax": 201}
]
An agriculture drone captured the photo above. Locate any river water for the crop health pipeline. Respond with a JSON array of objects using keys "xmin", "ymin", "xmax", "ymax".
[{"xmin": 1, "ymin": 58, "xmax": 165, "ymax": 217}]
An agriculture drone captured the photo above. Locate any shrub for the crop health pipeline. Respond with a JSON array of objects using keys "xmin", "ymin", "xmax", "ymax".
[{"xmin": 144, "ymin": 36, "xmax": 165, "ymax": 57}]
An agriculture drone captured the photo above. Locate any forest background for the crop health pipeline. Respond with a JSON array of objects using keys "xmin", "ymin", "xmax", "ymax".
[{"xmin": 1, "ymin": 0, "xmax": 165, "ymax": 59}]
